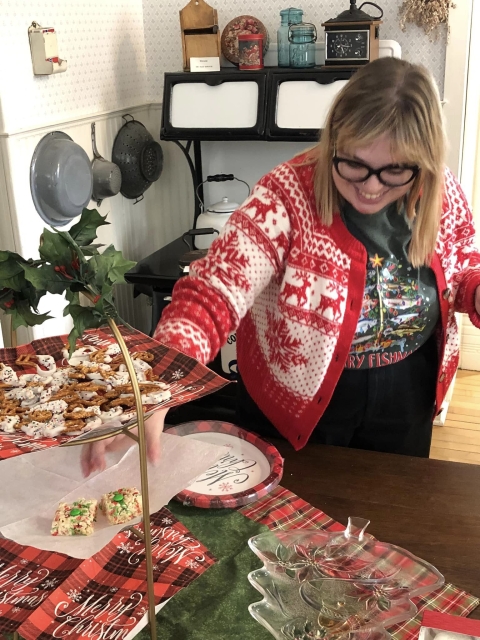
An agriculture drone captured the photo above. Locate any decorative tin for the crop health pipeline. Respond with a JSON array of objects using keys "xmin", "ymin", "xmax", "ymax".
[
  {"xmin": 238, "ymin": 33, "xmax": 264, "ymax": 70},
  {"xmin": 221, "ymin": 15, "xmax": 269, "ymax": 65}
]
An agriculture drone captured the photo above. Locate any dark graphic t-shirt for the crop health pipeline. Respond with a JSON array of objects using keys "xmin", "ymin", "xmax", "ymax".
[{"xmin": 342, "ymin": 201, "xmax": 439, "ymax": 369}]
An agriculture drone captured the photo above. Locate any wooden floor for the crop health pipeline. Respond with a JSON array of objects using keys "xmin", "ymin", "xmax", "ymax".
[{"xmin": 431, "ymin": 369, "xmax": 480, "ymax": 464}]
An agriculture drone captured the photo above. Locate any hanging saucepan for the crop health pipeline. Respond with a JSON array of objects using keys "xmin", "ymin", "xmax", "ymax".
[
  {"xmin": 112, "ymin": 114, "xmax": 164, "ymax": 204},
  {"xmin": 91, "ymin": 122, "xmax": 122, "ymax": 206}
]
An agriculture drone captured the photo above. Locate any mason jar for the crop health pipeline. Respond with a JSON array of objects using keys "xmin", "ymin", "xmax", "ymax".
[
  {"xmin": 288, "ymin": 22, "xmax": 317, "ymax": 68},
  {"xmin": 277, "ymin": 8, "xmax": 303, "ymax": 67}
]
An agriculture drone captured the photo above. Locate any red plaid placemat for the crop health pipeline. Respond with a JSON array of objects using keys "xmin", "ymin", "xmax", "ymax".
[
  {"xmin": 239, "ymin": 486, "xmax": 480, "ymax": 640},
  {"xmin": 0, "ymin": 325, "xmax": 228, "ymax": 459},
  {"xmin": 16, "ymin": 507, "xmax": 215, "ymax": 640},
  {"xmin": 0, "ymin": 539, "xmax": 81, "ymax": 635}
]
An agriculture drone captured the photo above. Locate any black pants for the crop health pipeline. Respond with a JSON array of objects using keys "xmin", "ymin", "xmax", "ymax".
[{"xmin": 236, "ymin": 336, "xmax": 438, "ymax": 457}]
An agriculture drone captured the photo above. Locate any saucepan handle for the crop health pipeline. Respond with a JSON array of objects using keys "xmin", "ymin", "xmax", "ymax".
[{"xmin": 182, "ymin": 228, "xmax": 219, "ymax": 249}]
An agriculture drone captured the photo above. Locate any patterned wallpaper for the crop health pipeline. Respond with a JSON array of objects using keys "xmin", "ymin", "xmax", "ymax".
[
  {"xmin": 142, "ymin": 0, "xmax": 448, "ymax": 101},
  {"xmin": 0, "ymin": 0, "xmax": 148, "ymax": 133},
  {"xmin": 0, "ymin": 0, "xmax": 448, "ymax": 133}
]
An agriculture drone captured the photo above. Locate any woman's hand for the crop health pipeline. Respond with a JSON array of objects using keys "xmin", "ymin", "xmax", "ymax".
[
  {"xmin": 475, "ymin": 286, "xmax": 480, "ymax": 316},
  {"xmin": 80, "ymin": 408, "xmax": 168, "ymax": 477}
]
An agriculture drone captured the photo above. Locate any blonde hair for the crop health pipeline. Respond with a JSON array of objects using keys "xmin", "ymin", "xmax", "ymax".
[{"xmin": 307, "ymin": 57, "xmax": 446, "ymax": 267}]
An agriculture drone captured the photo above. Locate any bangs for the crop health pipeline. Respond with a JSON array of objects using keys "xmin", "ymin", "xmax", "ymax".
[{"xmin": 336, "ymin": 121, "xmax": 424, "ymax": 169}]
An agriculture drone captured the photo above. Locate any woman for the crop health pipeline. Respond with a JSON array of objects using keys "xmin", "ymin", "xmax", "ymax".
[{"xmin": 81, "ymin": 57, "xmax": 480, "ymax": 476}]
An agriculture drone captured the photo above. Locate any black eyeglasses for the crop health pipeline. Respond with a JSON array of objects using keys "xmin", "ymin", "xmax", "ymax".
[{"xmin": 333, "ymin": 155, "xmax": 420, "ymax": 187}]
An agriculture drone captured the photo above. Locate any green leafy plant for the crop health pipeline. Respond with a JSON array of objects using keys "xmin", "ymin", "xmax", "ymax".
[{"xmin": 0, "ymin": 209, "xmax": 136, "ymax": 353}]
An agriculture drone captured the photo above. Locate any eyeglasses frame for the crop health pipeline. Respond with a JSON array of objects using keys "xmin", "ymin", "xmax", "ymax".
[{"xmin": 332, "ymin": 154, "xmax": 420, "ymax": 187}]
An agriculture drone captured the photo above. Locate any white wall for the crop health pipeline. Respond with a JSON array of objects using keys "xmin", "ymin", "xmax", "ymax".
[{"xmin": 0, "ymin": 0, "xmax": 148, "ymax": 134}]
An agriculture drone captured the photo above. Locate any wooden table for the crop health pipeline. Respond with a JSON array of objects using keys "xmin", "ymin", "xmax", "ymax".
[{"xmin": 272, "ymin": 440, "xmax": 480, "ymax": 616}]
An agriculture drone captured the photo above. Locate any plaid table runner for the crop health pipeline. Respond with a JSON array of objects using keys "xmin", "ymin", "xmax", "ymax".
[
  {"xmin": 0, "ymin": 326, "xmax": 228, "ymax": 460},
  {"xmin": 239, "ymin": 486, "xmax": 480, "ymax": 640},
  {"xmin": 0, "ymin": 507, "xmax": 215, "ymax": 640}
]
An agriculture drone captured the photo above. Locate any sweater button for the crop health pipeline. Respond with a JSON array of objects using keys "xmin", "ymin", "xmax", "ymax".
[
  {"xmin": 442, "ymin": 288, "xmax": 450, "ymax": 300},
  {"xmin": 439, "ymin": 373, "xmax": 445, "ymax": 382}
]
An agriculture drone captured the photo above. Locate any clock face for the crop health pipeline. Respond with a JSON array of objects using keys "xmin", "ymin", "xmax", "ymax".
[{"xmin": 325, "ymin": 30, "xmax": 369, "ymax": 61}]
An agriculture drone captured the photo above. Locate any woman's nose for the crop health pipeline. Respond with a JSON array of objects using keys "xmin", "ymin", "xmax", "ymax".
[{"xmin": 361, "ymin": 174, "xmax": 383, "ymax": 191}]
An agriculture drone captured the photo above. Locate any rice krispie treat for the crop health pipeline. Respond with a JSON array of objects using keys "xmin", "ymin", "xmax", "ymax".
[
  {"xmin": 100, "ymin": 487, "xmax": 142, "ymax": 525},
  {"xmin": 51, "ymin": 498, "xmax": 98, "ymax": 536}
]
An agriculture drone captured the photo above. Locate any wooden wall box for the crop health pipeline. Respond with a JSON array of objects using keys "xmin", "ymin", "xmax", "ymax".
[{"xmin": 180, "ymin": 0, "xmax": 221, "ymax": 72}]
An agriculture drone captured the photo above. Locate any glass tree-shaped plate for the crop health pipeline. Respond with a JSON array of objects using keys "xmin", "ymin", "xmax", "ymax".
[{"xmin": 247, "ymin": 518, "xmax": 444, "ymax": 640}]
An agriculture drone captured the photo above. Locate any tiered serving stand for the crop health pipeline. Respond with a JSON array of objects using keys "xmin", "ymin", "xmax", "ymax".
[{"xmin": 12, "ymin": 314, "xmax": 160, "ymax": 640}]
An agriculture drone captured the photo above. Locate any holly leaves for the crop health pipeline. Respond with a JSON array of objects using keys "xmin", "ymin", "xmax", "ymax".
[
  {"xmin": 68, "ymin": 208, "xmax": 109, "ymax": 246},
  {"xmin": 0, "ymin": 208, "xmax": 136, "ymax": 352},
  {"xmin": 0, "ymin": 252, "xmax": 49, "ymax": 328},
  {"xmin": 89, "ymin": 246, "xmax": 136, "ymax": 288}
]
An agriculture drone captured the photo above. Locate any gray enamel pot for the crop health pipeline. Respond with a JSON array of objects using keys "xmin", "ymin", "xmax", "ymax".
[
  {"xmin": 91, "ymin": 122, "xmax": 122, "ymax": 206},
  {"xmin": 30, "ymin": 131, "xmax": 93, "ymax": 227}
]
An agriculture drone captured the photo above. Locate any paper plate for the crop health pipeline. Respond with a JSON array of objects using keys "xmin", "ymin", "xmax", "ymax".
[{"xmin": 165, "ymin": 420, "xmax": 284, "ymax": 508}]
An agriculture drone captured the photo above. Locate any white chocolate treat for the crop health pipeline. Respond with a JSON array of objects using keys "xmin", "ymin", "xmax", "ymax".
[
  {"xmin": 66, "ymin": 346, "xmax": 98, "ymax": 365},
  {"xmin": 133, "ymin": 359, "xmax": 152, "ymax": 373},
  {"xmin": 21, "ymin": 421, "xmax": 45, "ymax": 437},
  {"xmin": 109, "ymin": 373, "xmax": 130, "ymax": 386},
  {"xmin": 86, "ymin": 372, "xmax": 104, "ymax": 380},
  {"xmin": 0, "ymin": 364, "xmax": 18, "ymax": 384},
  {"xmin": 84, "ymin": 416, "xmax": 102, "ymax": 429},
  {"xmin": 0, "ymin": 346, "xmax": 163, "ymax": 439},
  {"xmin": 146, "ymin": 389, "xmax": 171, "ymax": 404},
  {"xmin": 5, "ymin": 388, "xmax": 27, "ymax": 401},
  {"xmin": 36, "ymin": 355, "xmax": 56, "ymax": 375},
  {"xmin": 100, "ymin": 407, "xmax": 124, "ymax": 422},
  {"xmin": 78, "ymin": 391, "xmax": 98, "ymax": 401},
  {"xmin": 39, "ymin": 387, "xmax": 53, "ymax": 403},
  {"xmin": 0, "ymin": 415, "xmax": 20, "ymax": 433},
  {"xmin": 34, "ymin": 400, "xmax": 68, "ymax": 414},
  {"xmin": 120, "ymin": 409, "xmax": 136, "ymax": 423},
  {"xmin": 43, "ymin": 421, "xmax": 66, "ymax": 437},
  {"xmin": 105, "ymin": 344, "xmax": 121, "ymax": 356},
  {"xmin": 52, "ymin": 370, "xmax": 71, "ymax": 385}
]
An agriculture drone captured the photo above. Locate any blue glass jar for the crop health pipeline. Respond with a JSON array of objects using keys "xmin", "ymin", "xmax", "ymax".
[
  {"xmin": 277, "ymin": 8, "xmax": 303, "ymax": 67},
  {"xmin": 289, "ymin": 22, "xmax": 317, "ymax": 68}
]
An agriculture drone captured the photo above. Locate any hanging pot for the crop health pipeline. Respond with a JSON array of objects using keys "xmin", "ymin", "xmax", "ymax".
[
  {"xmin": 30, "ymin": 131, "xmax": 93, "ymax": 227},
  {"xmin": 91, "ymin": 122, "xmax": 122, "ymax": 206},
  {"xmin": 112, "ymin": 114, "xmax": 164, "ymax": 204}
]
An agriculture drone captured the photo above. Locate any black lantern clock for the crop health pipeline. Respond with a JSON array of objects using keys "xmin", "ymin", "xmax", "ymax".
[{"xmin": 322, "ymin": 1, "xmax": 383, "ymax": 68}]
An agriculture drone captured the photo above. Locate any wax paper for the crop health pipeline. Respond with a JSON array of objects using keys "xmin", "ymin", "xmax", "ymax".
[{"xmin": 0, "ymin": 433, "xmax": 226, "ymax": 557}]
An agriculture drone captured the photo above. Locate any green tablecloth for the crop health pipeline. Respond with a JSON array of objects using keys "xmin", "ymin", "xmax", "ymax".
[{"xmin": 136, "ymin": 501, "xmax": 272, "ymax": 640}]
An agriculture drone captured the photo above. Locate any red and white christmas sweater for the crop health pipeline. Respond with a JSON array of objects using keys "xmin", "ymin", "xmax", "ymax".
[{"xmin": 154, "ymin": 156, "xmax": 480, "ymax": 449}]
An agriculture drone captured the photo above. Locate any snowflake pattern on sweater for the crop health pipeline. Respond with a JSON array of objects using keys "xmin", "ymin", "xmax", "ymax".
[{"xmin": 154, "ymin": 156, "xmax": 480, "ymax": 449}]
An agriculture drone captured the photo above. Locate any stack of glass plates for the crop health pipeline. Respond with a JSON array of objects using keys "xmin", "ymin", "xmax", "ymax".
[{"xmin": 248, "ymin": 518, "xmax": 444, "ymax": 640}]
